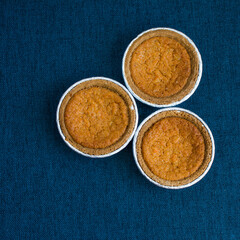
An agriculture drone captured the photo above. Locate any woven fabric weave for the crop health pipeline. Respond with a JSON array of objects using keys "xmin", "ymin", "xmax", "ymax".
[{"xmin": 1, "ymin": 0, "xmax": 239, "ymax": 239}]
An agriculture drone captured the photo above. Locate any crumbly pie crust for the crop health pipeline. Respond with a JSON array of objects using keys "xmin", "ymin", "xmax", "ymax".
[
  {"xmin": 59, "ymin": 79, "xmax": 137, "ymax": 156},
  {"xmin": 124, "ymin": 29, "xmax": 200, "ymax": 105}
]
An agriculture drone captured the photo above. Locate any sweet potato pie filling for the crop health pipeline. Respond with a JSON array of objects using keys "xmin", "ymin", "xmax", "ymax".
[
  {"xmin": 130, "ymin": 36, "xmax": 191, "ymax": 98},
  {"xmin": 64, "ymin": 87, "xmax": 129, "ymax": 149},
  {"xmin": 142, "ymin": 117, "xmax": 205, "ymax": 181}
]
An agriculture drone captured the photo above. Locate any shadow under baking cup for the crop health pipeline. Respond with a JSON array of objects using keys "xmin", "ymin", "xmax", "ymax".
[
  {"xmin": 56, "ymin": 77, "xmax": 139, "ymax": 158},
  {"xmin": 133, "ymin": 107, "xmax": 215, "ymax": 189},
  {"xmin": 122, "ymin": 28, "xmax": 202, "ymax": 108}
]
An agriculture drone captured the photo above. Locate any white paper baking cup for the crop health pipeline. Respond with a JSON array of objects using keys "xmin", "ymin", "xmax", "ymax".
[
  {"xmin": 133, "ymin": 107, "xmax": 215, "ymax": 189},
  {"xmin": 56, "ymin": 77, "xmax": 139, "ymax": 158},
  {"xmin": 122, "ymin": 28, "xmax": 203, "ymax": 108}
]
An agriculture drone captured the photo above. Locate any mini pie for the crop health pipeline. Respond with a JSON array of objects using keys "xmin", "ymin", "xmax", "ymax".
[
  {"xmin": 123, "ymin": 29, "xmax": 201, "ymax": 106},
  {"xmin": 58, "ymin": 78, "xmax": 137, "ymax": 156},
  {"xmin": 135, "ymin": 109, "xmax": 213, "ymax": 187}
]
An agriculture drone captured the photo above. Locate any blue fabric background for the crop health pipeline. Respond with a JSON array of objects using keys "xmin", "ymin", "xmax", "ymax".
[{"xmin": 1, "ymin": 0, "xmax": 240, "ymax": 239}]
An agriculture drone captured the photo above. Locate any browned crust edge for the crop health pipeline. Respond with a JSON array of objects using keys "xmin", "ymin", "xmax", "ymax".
[
  {"xmin": 58, "ymin": 78, "xmax": 137, "ymax": 156},
  {"xmin": 135, "ymin": 110, "xmax": 213, "ymax": 187},
  {"xmin": 123, "ymin": 29, "xmax": 200, "ymax": 105}
]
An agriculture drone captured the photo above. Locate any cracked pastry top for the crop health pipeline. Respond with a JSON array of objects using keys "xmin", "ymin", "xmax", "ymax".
[
  {"xmin": 130, "ymin": 37, "xmax": 191, "ymax": 98},
  {"xmin": 64, "ymin": 86, "xmax": 129, "ymax": 149},
  {"xmin": 142, "ymin": 117, "xmax": 205, "ymax": 181},
  {"xmin": 135, "ymin": 109, "xmax": 213, "ymax": 187},
  {"xmin": 123, "ymin": 29, "xmax": 200, "ymax": 106},
  {"xmin": 58, "ymin": 78, "xmax": 137, "ymax": 156}
]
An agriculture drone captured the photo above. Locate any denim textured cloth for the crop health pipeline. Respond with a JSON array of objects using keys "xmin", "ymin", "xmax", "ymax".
[{"xmin": 1, "ymin": 0, "xmax": 239, "ymax": 239}]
